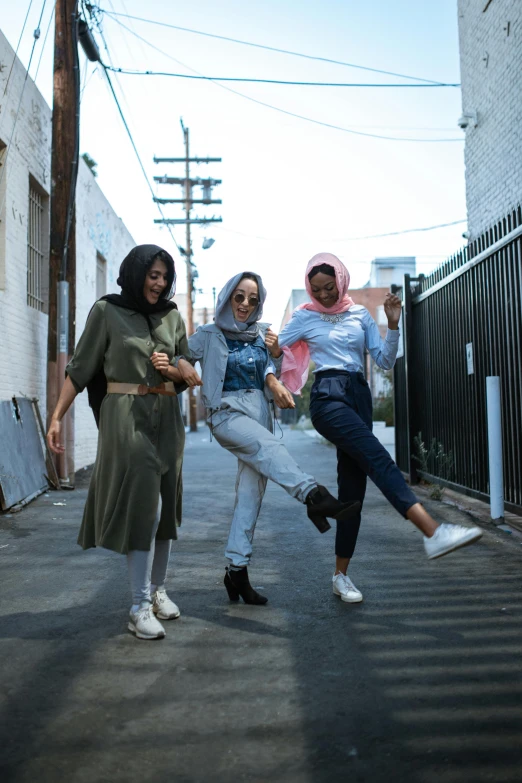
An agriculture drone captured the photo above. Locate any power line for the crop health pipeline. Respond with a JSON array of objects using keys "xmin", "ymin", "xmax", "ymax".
[
  {"xmin": 97, "ymin": 7, "xmax": 452, "ymax": 86},
  {"xmin": 3, "ymin": 0, "xmax": 34, "ymax": 98},
  {"xmin": 82, "ymin": 7, "xmax": 185, "ymax": 261},
  {"xmin": 34, "ymin": 4, "xmax": 55, "ymax": 81},
  {"xmin": 0, "ymin": 0, "xmax": 48, "ymax": 207},
  {"xmin": 103, "ymin": 66, "xmax": 460, "ymax": 88},
  {"xmin": 104, "ymin": 17, "xmax": 464, "ymax": 144},
  {"xmin": 219, "ymin": 219, "xmax": 467, "ymax": 243},
  {"xmin": 100, "ymin": 63, "xmax": 184, "ymax": 257}
]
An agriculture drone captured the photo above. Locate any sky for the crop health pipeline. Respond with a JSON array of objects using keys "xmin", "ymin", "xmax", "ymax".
[{"xmin": 2, "ymin": 0, "xmax": 467, "ymax": 327}]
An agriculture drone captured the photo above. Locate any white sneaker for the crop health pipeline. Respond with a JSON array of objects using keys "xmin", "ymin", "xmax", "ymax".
[
  {"xmin": 152, "ymin": 589, "xmax": 181, "ymax": 620},
  {"xmin": 332, "ymin": 573, "xmax": 363, "ymax": 603},
  {"xmin": 424, "ymin": 523, "xmax": 483, "ymax": 560},
  {"xmin": 128, "ymin": 603, "xmax": 166, "ymax": 640}
]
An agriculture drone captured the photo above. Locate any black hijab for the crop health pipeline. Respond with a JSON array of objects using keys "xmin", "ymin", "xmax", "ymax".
[
  {"xmin": 103, "ymin": 243, "xmax": 177, "ymax": 315},
  {"xmin": 87, "ymin": 244, "xmax": 178, "ymax": 426}
]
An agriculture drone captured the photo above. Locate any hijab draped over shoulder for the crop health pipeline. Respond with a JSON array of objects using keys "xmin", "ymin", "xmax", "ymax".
[{"xmin": 214, "ymin": 271, "xmax": 267, "ymax": 343}]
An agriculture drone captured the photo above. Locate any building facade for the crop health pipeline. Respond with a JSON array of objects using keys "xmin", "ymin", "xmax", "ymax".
[
  {"xmin": 0, "ymin": 30, "xmax": 135, "ymax": 471},
  {"xmin": 457, "ymin": 0, "xmax": 522, "ymax": 238}
]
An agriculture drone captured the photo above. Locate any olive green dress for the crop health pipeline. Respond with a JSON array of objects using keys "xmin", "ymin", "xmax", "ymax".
[{"xmin": 66, "ymin": 300, "xmax": 188, "ymax": 554}]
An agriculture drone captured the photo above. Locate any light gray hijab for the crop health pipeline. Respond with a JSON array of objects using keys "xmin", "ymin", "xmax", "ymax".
[{"xmin": 215, "ymin": 271, "xmax": 267, "ymax": 343}]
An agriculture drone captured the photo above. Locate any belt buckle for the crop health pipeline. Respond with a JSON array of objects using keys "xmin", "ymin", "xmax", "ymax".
[{"xmin": 138, "ymin": 384, "xmax": 149, "ymax": 396}]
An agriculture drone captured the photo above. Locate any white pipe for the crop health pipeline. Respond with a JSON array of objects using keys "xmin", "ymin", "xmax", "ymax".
[{"xmin": 486, "ymin": 376, "xmax": 504, "ymax": 521}]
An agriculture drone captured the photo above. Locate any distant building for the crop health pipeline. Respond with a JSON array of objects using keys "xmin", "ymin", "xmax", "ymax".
[
  {"xmin": 457, "ymin": 0, "xmax": 522, "ymax": 238},
  {"xmin": 366, "ymin": 257, "xmax": 416, "ymax": 288}
]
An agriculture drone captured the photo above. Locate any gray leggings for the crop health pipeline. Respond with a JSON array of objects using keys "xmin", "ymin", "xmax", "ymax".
[{"xmin": 127, "ymin": 500, "xmax": 172, "ymax": 605}]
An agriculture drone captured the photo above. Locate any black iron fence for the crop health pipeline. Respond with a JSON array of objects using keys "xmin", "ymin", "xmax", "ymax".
[{"xmin": 393, "ymin": 204, "xmax": 522, "ymax": 515}]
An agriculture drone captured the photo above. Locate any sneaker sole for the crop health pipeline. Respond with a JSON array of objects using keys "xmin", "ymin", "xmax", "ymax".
[
  {"xmin": 427, "ymin": 529, "xmax": 483, "ymax": 560},
  {"xmin": 153, "ymin": 608, "xmax": 181, "ymax": 620},
  {"xmin": 127, "ymin": 621, "xmax": 166, "ymax": 640},
  {"xmin": 333, "ymin": 587, "xmax": 363, "ymax": 604}
]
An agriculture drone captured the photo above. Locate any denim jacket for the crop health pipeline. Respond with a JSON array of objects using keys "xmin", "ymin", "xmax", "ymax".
[{"xmin": 188, "ymin": 323, "xmax": 283, "ymax": 411}]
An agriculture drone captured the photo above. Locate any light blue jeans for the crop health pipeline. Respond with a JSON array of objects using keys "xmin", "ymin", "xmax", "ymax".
[{"xmin": 210, "ymin": 389, "xmax": 317, "ymax": 568}]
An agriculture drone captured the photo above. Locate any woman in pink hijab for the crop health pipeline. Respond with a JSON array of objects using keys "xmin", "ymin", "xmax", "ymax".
[{"xmin": 271, "ymin": 253, "xmax": 482, "ymax": 605}]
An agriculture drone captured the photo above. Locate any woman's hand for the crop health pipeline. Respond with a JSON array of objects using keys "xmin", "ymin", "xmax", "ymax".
[
  {"xmin": 46, "ymin": 376, "xmax": 78, "ymax": 454},
  {"xmin": 266, "ymin": 375, "xmax": 295, "ymax": 409},
  {"xmin": 265, "ymin": 328, "xmax": 283, "ymax": 358},
  {"xmin": 383, "ymin": 293, "xmax": 402, "ymax": 329},
  {"xmin": 177, "ymin": 357, "xmax": 203, "ymax": 388},
  {"xmin": 47, "ymin": 418, "xmax": 65, "ymax": 455},
  {"xmin": 151, "ymin": 352, "xmax": 171, "ymax": 376}
]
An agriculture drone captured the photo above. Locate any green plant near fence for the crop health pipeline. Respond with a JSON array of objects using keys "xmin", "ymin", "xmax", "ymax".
[{"xmin": 413, "ymin": 432, "xmax": 454, "ymax": 501}]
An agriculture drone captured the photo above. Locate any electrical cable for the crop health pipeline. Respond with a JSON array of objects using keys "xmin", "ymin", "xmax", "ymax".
[
  {"xmin": 34, "ymin": 4, "xmax": 55, "ymax": 81},
  {"xmin": 104, "ymin": 17, "xmax": 464, "ymax": 143},
  {"xmin": 219, "ymin": 219, "xmax": 466, "ymax": 243},
  {"xmin": 103, "ymin": 65, "xmax": 460, "ymax": 88},
  {"xmin": 2, "ymin": 0, "xmax": 34, "ymax": 97},
  {"xmin": 0, "ymin": 0, "xmax": 48, "ymax": 211},
  {"xmin": 82, "ymin": 7, "xmax": 185, "ymax": 262},
  {"xmin": 97, "ymin": 6, "xmax": 452, "ymax": 86},
  {"xmin": 100, "ymin": 63, "xmax": 184, "ymax": 256}
]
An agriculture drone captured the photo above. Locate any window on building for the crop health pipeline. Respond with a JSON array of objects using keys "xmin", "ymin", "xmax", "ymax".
[
  {"xmin": 96, "ymin": 252, "xmax": 107, "ymax": 299},
  {"xmin": 27, "ymin": 177, "xmax": 49, "ymax": 312},
  {"xmin": 0, "ymin": 140, "xmax": 6, "ymax": 289}
]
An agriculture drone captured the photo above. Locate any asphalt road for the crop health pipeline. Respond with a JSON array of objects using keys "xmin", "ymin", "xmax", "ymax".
[{"xmin": 1, "ymin": 426, "xmax": 522, "ymax": 783}]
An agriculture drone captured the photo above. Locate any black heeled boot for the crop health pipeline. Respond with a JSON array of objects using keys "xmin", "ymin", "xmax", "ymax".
[
  {"xmin": 224, "ymin": 566, "xmax": 268, "ymax": 605},
  {"xmin": 306, "ymin": 486, "xmax": 361, "ymax": 533}
]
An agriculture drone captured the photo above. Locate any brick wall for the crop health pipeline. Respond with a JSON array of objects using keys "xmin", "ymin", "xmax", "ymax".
[{"xmin": 457, "ymin": 0, "xmax": 522, "ymax": 238}]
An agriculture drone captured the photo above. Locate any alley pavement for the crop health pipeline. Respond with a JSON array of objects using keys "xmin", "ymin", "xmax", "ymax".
[{"xmin": 1, "ymin": 427, "xmax": 522, "ymax": 783}]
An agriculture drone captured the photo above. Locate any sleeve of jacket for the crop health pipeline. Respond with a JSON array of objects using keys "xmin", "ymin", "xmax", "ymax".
[
  {"xmin": 187, "ymin": 327, "xmax": 205, "ymax": 362},
  {"xmin": 66, "ymin": 301, "xmax": 109, "ymax": 393}
]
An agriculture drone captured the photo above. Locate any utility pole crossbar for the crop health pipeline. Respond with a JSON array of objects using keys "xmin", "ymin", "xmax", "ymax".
[
  {"xmin": 154, "ymin": 198, "xmax": 222, "ymax": 205},
  {"xmin": 154, "ymin": 218, "xmax": 223, "ymax": 225},
  {"xmin": 153, "ymin": 177, "xmax": 222, "ymax": 186},
  {"xmin": 153, "ymin": 157, "xmax": 222, "ymax": 164}
]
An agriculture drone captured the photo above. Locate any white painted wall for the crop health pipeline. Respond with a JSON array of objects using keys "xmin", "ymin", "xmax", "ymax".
[
  {"xmin": 74, "ymin": 158, "xmax": 135, "ymax": 468},
  {"xmin": 0, "ymin": 30, "xmax": 51, "ymax": 408},
  {"xmin": 0, "ymin": 30, "xmax": 135, "ymax": 472},
  {"xmin": 457, "ymin": 0, "xmax": 522, "ymax": 238}
]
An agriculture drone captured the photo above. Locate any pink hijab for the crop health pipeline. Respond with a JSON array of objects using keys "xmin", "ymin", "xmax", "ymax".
[{"xmin": 280, "ymin": 253, "xmax": 355, "ymax": 394}]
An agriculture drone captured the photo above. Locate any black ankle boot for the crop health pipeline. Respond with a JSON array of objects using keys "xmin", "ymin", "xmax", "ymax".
[
  {"xmin": 306, "ymin": 486, "xmax": 361, "ymax": 533},
  {"xmin": 224, "ymin": 567, "xmax": 268, "ymax": 605}
]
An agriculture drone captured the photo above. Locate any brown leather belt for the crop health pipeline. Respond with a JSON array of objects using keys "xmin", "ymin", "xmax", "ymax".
[{"xmin": 107, "ymin": 382, "xmax": 177, "ymax": 397}]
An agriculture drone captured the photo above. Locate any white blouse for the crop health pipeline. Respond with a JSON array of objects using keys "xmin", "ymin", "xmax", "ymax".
[{"xmin": 278, "ymin": 305, "xmax": 400, "ymax": 374}]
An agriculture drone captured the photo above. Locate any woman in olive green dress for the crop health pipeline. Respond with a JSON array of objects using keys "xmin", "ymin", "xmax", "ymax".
[{"xmin": 47, "ymin": 244, "xmax": 201, "ymax": 640}]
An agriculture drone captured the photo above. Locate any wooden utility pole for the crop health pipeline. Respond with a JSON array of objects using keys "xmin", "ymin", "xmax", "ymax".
[
  {"xmin": 47, "ymin": 0, "xmax": 79, "ymax": 483},
  {"xmin": 153, "ymin": 121, "xmax": 222, "ymax": 432}
]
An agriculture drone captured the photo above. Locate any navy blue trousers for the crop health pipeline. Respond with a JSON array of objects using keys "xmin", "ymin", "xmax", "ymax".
[{"xmin": 309, "ymin": 370, "xmax": 418, "ymax": 558}]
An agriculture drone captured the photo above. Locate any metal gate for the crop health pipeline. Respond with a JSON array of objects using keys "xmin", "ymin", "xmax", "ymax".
[{"xmin": 393, "ymin": 205, "xmax": 522, "ymax": 514}]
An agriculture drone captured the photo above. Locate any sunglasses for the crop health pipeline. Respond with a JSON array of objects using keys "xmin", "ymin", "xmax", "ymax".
[{"xmin": 233, "ymin": 292, "xmax": 259, "ymax": 308}]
